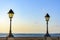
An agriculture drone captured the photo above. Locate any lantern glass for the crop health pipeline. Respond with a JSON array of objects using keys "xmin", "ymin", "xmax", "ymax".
[
  {"xmin": 8, "ymin": 13, "xmax": 14, "ymax": 18},
  {"xmin": 45, "ymin": 16, "xmax": 50, "ymax": 21}
]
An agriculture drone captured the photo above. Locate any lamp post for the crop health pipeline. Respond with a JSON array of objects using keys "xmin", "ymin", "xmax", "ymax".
[
  {"xmin": 8, "ymin": 9, "xmax": 14, "ymax": 37},
  {"xmin": 44, "ymin": 13, "xmax": 51, "ymax": 37}
]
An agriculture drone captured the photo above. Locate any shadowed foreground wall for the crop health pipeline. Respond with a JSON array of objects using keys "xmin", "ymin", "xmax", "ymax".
[{"xmin": 0, "ymin": 37, "xmax": 60, "ymax": 40}]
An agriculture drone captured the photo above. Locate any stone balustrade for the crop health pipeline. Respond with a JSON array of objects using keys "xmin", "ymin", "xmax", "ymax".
[{"xmin": 0, "ymin": 37, "xmax": 60, "ymax": 40}]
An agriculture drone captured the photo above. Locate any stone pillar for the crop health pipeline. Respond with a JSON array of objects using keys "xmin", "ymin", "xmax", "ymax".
[
  {"xmin": 6, "ymin": 37, "xmax": 15, "ymax": 40},
  {"xmin": 46, "ymin": 37, "xmax": 52, "ymax": 40}
]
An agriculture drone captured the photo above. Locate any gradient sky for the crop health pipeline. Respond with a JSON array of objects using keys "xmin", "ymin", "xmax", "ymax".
[{"xmin": 0, "ymin": 0, "xmax": 60, "ymax": 33}]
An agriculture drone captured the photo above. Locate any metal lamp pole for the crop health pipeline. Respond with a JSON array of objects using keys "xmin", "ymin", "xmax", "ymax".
[
  {"xmin": 8, "ymin": 9, "xmax": 14, "ymax": 37},
  {"xmin": 44, "ymin": 13, "xmax": 51, "ymax": 37}
]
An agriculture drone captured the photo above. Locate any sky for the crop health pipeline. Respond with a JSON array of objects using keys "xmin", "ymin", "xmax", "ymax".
[{"xmin": 0, "ymin": 0, "xmax": 60, "ymax": 33}]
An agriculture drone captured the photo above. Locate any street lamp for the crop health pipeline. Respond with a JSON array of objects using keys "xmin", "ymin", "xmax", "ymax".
[
  {"xmin": 8, "ymin": 9, "xmax": 14, "ymax": 37},
  {"xmin": 44, "ymin": 13, "xmax": 51, "ymax": 37}
]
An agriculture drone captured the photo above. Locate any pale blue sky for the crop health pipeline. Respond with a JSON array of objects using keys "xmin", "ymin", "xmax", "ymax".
[{"xmin": 0, "ymin": 0, "xmax": 60, "ymax": 33}]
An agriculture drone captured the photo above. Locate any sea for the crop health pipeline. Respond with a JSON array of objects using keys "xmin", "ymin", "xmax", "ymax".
[{"xmin": 0, "ymin": 33, "xmax": 60, "ymax": 37}]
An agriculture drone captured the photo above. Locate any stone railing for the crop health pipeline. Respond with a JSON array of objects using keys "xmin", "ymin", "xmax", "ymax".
[{"xmin": 0, "ymin": 37, "xmax": 60, "ymax": 40}]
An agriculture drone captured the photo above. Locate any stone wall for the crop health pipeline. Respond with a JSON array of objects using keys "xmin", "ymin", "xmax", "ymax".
[{"xmin": 0, "ymin": 37, "xmax": 60, "ymax": 40}]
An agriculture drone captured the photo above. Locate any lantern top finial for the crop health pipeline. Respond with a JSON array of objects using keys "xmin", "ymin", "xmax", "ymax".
[
  {"xmin": 45, "ymin": 13, "xmax": 50, "ymax": 17},
  {"xmin": 8, "ymin": 9, "xmax": 14, "ymax": 14}
]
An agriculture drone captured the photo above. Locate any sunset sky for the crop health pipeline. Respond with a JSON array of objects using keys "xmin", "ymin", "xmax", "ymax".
[{"xmin": 0, "ymin": 0, "xmax": 60, "ymax": 33}]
